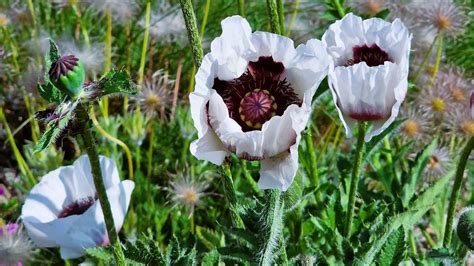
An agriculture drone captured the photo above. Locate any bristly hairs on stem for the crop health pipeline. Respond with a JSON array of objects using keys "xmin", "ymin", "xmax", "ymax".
[
  {"xmin": 258, "ymin": 189, "xmax": 284, "ymax": 266},
  {"xmin": 179, "ymin": 0, "xmax": 203, "ymax": 68},
  {"xmin": 443, "ymin": 136, "xmax": 474, "ymax": 247}
]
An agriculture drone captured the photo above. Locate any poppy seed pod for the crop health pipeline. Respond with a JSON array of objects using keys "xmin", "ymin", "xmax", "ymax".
[
  {"xmin": 49, "ymin": 54, "xmax": 85, "ymax": 98},
  {"xmin": 457, "ymin": 207, "xmax": 474, "ymax": 250}
]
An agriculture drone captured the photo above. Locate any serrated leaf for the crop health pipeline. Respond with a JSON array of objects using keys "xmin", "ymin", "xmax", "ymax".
[
  {"xmin": 37, "ymin": 82, "xmax": 64, "ymax": 104},
  {"xmin": 34, "ymin": 101, "xmax": 77, "ymax": 153},
  {"xmin": 377, "ymin": 227, "xmax": 406, "ymax": 266},
  {"xmin": 85, "ymin": 246, "xmax": 114, "ymax": 262},
  {"xmin": 96, "ymin": 68, "xmax": 137, "ymax": 98},
  {"xmin": 356, "ymin": 172, "xmax": 453, "ymax": 265},
  {"xmin": 202, "ymin": 249, "xmax": 220, "ymax": 265}
]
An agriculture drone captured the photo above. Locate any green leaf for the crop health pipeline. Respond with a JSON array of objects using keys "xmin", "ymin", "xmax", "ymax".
[
  {"xmin": 400, "ymin": 140, "xmax": 437, "ymax": 208},
  {"xmin": 96, "ymin": 68, "xmax": 137, "ymax": 98},
  {"xmin": 34, "ymin": 101, "xmax": 77, "ymax": 153},
  {"xmin": 85, "ymin": 246, "xmax": 114, "ymax": 263},
  {"xmin": 202, "ymin": 249, "xmax": 220, "ymax": 265},
  {"xmin": 37, "ymin": 83, "xmax": 64, "ymax": 104},
  {"xmin": 355, "ymin": 172, "xmax": 453, "ymax": 265},
  {"xmin": 46, "ymin": 39, "xmax": 60, "ymax": 74},
  {"xmin": 365, "ymin": 119, "xmax": 405, "ymax": 156},
  {"xmin": 377, "ymin": 227, "xmax": 406, "ymax": 266},
  {"xmin": 375, "ymin": 9, "xmax": 390, "ymax": 19}
]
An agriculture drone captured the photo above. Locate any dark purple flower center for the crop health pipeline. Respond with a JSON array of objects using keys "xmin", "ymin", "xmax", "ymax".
[
  {"xmin": 213, "ymin": 56, "xmax": 301, "ymax": 132},
  {"xmin": 58, "ymin": 195, "xmax": 97, "ymax": 218},
  {"xmin": 347, "ymin": 44, "xmax": 391, "ymax": 67},
  {"xmin": 49, "ymin": 55, "xmax": 79, "ymax": 80}
]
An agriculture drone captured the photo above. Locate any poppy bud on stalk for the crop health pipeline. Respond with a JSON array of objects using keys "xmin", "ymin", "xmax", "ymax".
[
  {"xmin": 456, "ymin": 207, "xmax": 474, "ymax": 250},
  {"xmin": 49, "ymin": 54, "xmax": 85, "ymax": 98}
]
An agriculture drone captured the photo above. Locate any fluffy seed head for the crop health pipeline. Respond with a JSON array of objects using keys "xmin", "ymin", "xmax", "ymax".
[
  {"xmin": 0, "ymin": 13, "xmax": 10, "ymax": 27},
  {"xmin": 0, "ymin": 223, "xmax": 33, "ymax": 265},
  {"xmin": 424, "ymin": 146, "xmax": 451, "ymax": 182},
  {"xmin": 137, "ymin": 70, "xmax": 173, "ymax": 118},
  {"xmin": 414, "ymin": 0, "xmax": 467, "ymax": 37},
  {"xmin": 167, "ymin": 170, "xmax": 211, "ymax": 216}
]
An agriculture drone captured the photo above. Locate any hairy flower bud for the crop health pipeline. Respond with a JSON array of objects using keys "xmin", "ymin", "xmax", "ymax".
[
  {"xmin": 49, "ymin": 54, "xmax": 85, "ymax": 98},
  {"xmin": 457, "ymin": 207, "xmax": 474, "ymax": 250}
]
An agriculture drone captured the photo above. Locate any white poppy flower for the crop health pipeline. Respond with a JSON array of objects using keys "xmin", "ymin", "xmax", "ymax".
[
  {"xmin": 190, "ymin": 15, "xmax": 331, "ymax": 191},
  {"xmin": 322, "ymin": 13, "xmax": 412, "ymax": 142},
  {"xmin": 21, "ymin": 155, "xmax": 134, "ymax": 259}
]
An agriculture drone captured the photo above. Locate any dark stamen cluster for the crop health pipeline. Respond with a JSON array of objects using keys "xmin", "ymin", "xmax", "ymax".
[
  {"xmin": 213, "ymin": 56, "xmax": 301, "ymax": 132},
  {"xmin": 346, "ymin": 44, "xmax": 391, "ymax": 67},
  {"xmin": 58, "ymin": 195, "xmax": 97, "ymax": 218},
  {"xmin": 49, "ymin": 55, "xmax": 79, "ymax": 80}
]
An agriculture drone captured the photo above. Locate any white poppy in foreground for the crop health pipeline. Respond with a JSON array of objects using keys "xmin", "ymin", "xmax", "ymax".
[
  {"xmin": 322, "ymin": 13, "xmax": 412, "ymax": 141},
  {"xmin": 21, "ymin": 155, "xmax": 134, "ymax": 259},
  {"xmin": 190, "ymin": 15, "xmax": 330, "ymax": 191}
]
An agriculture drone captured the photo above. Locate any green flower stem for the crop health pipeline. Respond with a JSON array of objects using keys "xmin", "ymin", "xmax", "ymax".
[
  {"xmin": 186, "ymin": 0, "xmax": 211, "ymax": 94},
  {"xmin": 179, "ymin": 0, "xmax": 204, "ymax": 68},
  {"xmin": 138, "ymin": 0, "xmax": 151, "ymax": 86},
  {"xmin": 334, "ymin": 0, "xmax": 346, "ymax": 19},
  {"xmin": 277, "ymin": 0, "xmax": 285, "ymax": 35},
  {"xmin": 344, "ymin": 122, "xmax": 367, "ymax": 238},
  {"xmin": 77, "ymin": 104, "xmax": 125, "ymax": 266},
  {"xmin": 222, "ymin": 163, "xmax": 245, "ymax": 229},
  {"xmin": 305, "ymin": 126, "xmax": 319, "ymax": 187},
  {"xmin": 412, "ymin": 35, "xmax": 437, "ymax": 83},
  {"xmin": 428, "ymin": 30, "xmax": 443, "ymax": 89},
  {"xmin": 259, "ymin": 189, "xmax": 285, "ymax": 266},
  {"xmin": 285, "ymin": 0, "xmax": 299, "ymax": 36},
  {"xmin": 0, "ymin": 107, "xmax": 36, "ymax": 187},
  {"xmin": 266, "ymin": 0, "xmax": 282, "ymax": 35},
  {"xmin": 443, "ymin": 136, "xmax": 474, "ymax": 247},
  {"xmin": 238, "ymin": 0, "xmax": 245, "ymax": 16}
]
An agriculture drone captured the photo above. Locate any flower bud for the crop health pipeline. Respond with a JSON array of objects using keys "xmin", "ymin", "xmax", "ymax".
[
  {"xmin": 49, "ymin": 54, "xmax": 85, "ymax": 98},
  {"xmin": 456, "ymin": 207, "xmax": 474, "ymax": 250}
]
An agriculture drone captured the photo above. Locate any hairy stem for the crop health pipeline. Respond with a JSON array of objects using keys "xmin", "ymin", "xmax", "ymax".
[
  {"xmin": 77, "ymin": 104, "xmax": 125, "ymax": 265},
  {"xmin": 259, "ymin": 189, "xmax": 285, "ymax": 266},
  {"xmin": 344, "ymin": 122, "xmax": 367, "ymax": 238},
  {"xmin": 179, "ymin": 0, "xmax": 204, "ymax": 68},
  {"xmin": 277, "ymin": 0, "xmax": 285, "ymax": 35},
  {"xmin": 222, "ymin": 163, "xmax": 245, "ymax": 229},
  {"xmin": 266, "ymin": 0, "xmax": 281, "ymax": 35},
  {"xmin": 241, "ymin": 161, "xmax": 262, "ymax": 196},
  {"xmin": 443, "ymin": 136, "xmax": 474, "ymax": 247},
  {"xmin": 334, "ymin": 0, "xmax": 346, "ymax": 19}
]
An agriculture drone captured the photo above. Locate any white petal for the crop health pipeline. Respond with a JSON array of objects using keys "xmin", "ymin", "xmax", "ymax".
[
  {"xmin": 60, "ymin": 246, "xmax": 86, "ymax": 259},
  {"xmin": 247, "ymin": 31, "xmax": 296, "ymax": 66},
  {"xmin": 55, "ymin": 180, "xmax": 135, "ymax": 258},
  {"xmin": 189, "ymin": 54, "xmax": 231, "ymax": 165},
  {"xmin": 210, "ymin": 15, "xmax": 253, "ymax": 80},
  {"xmin": 328, "ymin": 62, "xmax": 407, "ymax": 141},
  {"xmin": 322, "ymin": 13, "xmax": 411, "ymax": 66},
  {"xmin": 258, "ymin": 144, "xmax": 299, "ymax": 191}
]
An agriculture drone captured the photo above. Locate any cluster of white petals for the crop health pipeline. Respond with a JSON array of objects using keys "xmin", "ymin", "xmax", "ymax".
[
  {"xmin": 190, "ymin": 16, "xmax": 331, "ymax": 191},
  {"xmin": 21, "ymin": 155, "xmax": 134, "ymax": 259},
  {"xmin": 323, "ymin": 13, "xmax": 412, "ymax": 142}
]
